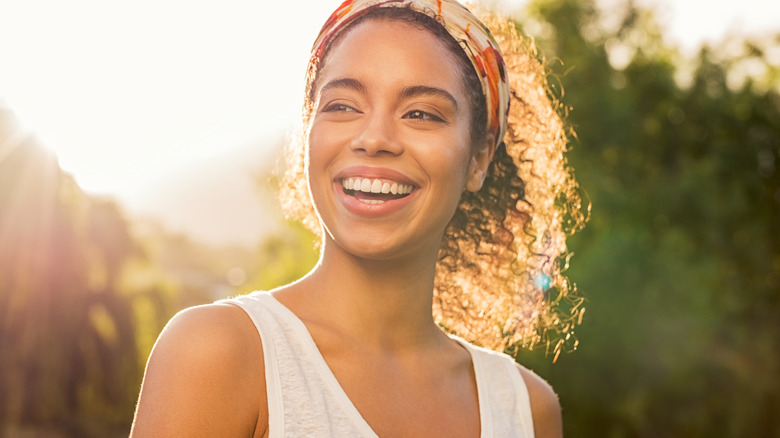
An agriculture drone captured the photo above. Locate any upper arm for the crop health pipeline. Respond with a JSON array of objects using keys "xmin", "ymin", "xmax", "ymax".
[
  {"xmin": 130, "ymin": 303, "xmax": 267, "ymax": 438},
  {"xmin": 517, "ymin": 365, "xmax": 563, "ymax": 438}
]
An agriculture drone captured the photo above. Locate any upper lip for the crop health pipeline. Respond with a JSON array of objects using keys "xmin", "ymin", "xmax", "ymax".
[{"xmin": 334, "ymin": 165, "xmax": 419, "ymax": 188}]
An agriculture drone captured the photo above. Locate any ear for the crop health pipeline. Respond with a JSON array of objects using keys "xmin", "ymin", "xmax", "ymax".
[{"xmin": 465, "ymin": 135, "xmax": 495, "ymax": 192}]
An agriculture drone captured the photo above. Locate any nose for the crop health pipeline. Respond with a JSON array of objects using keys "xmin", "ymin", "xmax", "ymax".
[{"xmin": 350, "ymin": 112, "xmax": 403, "ymax": 156}]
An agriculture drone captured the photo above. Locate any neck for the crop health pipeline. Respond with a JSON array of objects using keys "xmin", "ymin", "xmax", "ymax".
[{"xmin": 283, "ymin": 236, "xmax": 444, "ymax": 350}]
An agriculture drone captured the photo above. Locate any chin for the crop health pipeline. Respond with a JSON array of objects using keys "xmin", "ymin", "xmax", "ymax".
[{"xmin": 324, "ymin": 227, "xmax": 440, "ymax": 264}]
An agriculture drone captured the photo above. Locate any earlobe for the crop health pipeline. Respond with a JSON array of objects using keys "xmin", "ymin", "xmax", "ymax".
[{"xmin": 465, "ymin": 135, "xmax": 495, "ymax": 192}]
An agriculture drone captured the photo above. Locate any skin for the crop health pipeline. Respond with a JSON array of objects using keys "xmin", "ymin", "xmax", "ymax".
[{"xmin": 131, "ymin": 19, "xmax": 562, "ymax": 438}]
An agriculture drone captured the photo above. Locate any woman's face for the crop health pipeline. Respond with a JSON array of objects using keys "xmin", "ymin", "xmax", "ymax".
[{"xmin": 307, "ymin": 18, "xmax": 489, "ymax": 261}]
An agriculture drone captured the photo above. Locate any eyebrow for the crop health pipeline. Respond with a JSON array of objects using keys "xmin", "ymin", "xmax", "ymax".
[
  {"xmin": 319, "ymin": 79, "xmax": 458, "ymax": 110},
  {"xmin": 400, "ymin": 85, "xmax": 458, "ymax": 110},
  {"xmin": 319, "ymin": 77, "xmax": 367, "ymax": 95}
]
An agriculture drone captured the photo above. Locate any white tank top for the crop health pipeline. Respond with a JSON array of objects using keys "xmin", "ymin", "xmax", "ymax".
[{"xmin": 226, "ymin": 291, "xmax": 535, "ymax": 437}]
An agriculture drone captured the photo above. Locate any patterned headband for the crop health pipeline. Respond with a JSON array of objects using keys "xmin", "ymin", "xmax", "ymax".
[{"xmin": 310, "ymin": 0, "xmax": 510, "ymax": 149}]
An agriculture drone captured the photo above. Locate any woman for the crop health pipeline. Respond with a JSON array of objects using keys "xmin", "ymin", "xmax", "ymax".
[{"xmin": 131, "ymin": 1, "xmax": 583, "ymax": 436}]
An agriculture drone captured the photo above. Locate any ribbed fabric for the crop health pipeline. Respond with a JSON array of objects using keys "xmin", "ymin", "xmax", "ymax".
[{"xmin": 225, "ymin": 291, "xmax": 535, "ymax": 437}]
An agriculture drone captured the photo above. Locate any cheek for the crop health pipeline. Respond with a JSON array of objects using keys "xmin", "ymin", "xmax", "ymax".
[
  {"xmin": 442, "ymin": 130, "xmax": 476, "ymax": 185},
  {"xmin": 305, "ymin": 142, "xmax": 325, "ymax": 196},
  {"xmin": 305, "ymin": 124, "xmax": 339, "ymax": 208},
  {"xmin": 426, "ymin": 148, "xmax": 472, "ymax": 204},
  {"xmin": 307, "ymin": 118, "xmax": 344, "ymax": 156},
  {"xmin": 306, "ymin": 123, "xmax": 331, "ymax": 176}
]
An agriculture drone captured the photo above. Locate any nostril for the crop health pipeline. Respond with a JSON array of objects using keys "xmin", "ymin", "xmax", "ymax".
[{"xmin": 350, "ymin": 124, "xmax": 403, "ymax": 156}]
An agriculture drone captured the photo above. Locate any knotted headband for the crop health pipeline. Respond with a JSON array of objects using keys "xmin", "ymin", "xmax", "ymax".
[{"xmin": 310, "ymin": 0, "xmax": 510, "ymax": 149}]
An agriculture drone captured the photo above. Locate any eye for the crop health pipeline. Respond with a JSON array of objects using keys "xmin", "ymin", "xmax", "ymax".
[
  {"xmin": 403, "ymin": 109, "xmax": 444, "ymax": 123},
  {"xmin": 323, "ymin": 103, "xmax": 359, "ymax": 113}
]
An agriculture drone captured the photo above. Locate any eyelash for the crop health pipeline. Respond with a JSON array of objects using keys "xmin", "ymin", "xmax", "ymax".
[
  {"xmin": 403, "ymin": 110, "xmax": 444, "ymax": 123},
  {"xmin": 321, "ymin": 103, "xmax": 444, "ymax": 123},
  {"xmin": 323, "ymin": 103, "xmax": 358, "ymax": 113}
]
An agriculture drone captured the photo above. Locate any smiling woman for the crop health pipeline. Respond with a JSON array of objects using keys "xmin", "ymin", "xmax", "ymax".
[{"xmin": 130, "ymin": 1, "xmax": 584, "ymax": 437}]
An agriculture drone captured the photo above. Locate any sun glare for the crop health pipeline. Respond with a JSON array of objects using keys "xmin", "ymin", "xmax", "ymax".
[
  {"xmin": 0, "ymin": 0, "xmax": 776, "ymax": 200},
  {"xmin": 0, "ymin": 0, "xmax": 342, "ymax": 198}
]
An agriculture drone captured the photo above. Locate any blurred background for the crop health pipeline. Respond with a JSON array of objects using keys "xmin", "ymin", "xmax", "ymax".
[{"xmin": 1, "ymin": 0, "xmax": 778, "ymax": 436}]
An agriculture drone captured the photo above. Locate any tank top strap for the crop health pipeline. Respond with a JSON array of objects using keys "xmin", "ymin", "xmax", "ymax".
[
  {"xmin": 450, "ymin": 336, "xmax": 536, "ymax": 438},
  {"xmin": 222, "ymin": 291, "xmax": 378, "ymax": 437}
]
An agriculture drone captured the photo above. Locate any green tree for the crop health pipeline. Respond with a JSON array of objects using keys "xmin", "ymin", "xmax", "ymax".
[
  {"xmin": 244, "ymin": 220, "xmax": 319, "ymax": 292},
  {"xmin": 512, "ymin": 0, "xmax": 780, "ymax": 436},
  {"xmin": 0, "ymin": 107, "xmax": 173, "ymax": 436}
]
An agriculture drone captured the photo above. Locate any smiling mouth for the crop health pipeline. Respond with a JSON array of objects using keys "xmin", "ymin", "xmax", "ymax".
[{"xmin": 341, "ymin": 177, "xmax": 415, "ymax": 205}]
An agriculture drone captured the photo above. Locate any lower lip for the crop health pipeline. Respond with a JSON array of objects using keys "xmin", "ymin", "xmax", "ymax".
[{"xmin": 335, "ymin": 183, "xmax": 417, "ymax": 217}]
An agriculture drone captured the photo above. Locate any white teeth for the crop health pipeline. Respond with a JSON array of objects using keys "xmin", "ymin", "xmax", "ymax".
[
  {"xmin": 357, "ymin": 198, "xmax": 384, "ymax": 205},
  {"xmin": 342, "ymin": 177, "xmax": 414, "ymax": 196}
]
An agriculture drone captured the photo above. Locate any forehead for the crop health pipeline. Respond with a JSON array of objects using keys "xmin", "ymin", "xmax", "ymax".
[{"xmin": 315, "ymin": 19, "xmax": 466, "ymax": 95}]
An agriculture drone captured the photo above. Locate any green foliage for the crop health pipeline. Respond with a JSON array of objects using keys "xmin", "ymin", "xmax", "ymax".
[
  {"xmin": 0, "ymin": 109, "xmax": 183, "ymax": 437},
  {"xmin": 244, "ymin": 220, "xmax": 319, "ymax": 293},
  {"xmin": 0, "ymin": 107, "xmax": 315, "ymax": 436},
  {"xmin": 0, "ymin": 126, "xmax": 137, "ymax": 435},
  {"xmin": 513, "ymin": 0, "xmax": 780, "ymax": 435}
]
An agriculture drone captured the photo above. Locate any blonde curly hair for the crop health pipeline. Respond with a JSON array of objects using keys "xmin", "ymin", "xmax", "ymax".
[{"xmin": 279, "ymin": 8, "xmax": 586, "ymax": 357}]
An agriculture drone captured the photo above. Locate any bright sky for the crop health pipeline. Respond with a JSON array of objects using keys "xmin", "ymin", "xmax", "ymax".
[{"xmin": 1, "ymin": 0, "xmax": 778, "ymax": 202}]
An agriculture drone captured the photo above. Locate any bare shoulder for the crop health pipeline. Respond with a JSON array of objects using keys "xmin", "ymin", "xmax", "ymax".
[
  {"xmin": 148, "ymin": 303, "xmax": 263, "ymax": 370},
  {"xmin": 131, "ymin": 302, "xmax": 267, "ymax": 438},
  {"xmin": 515, "ymin": 364, "xmax": 563, "ymax": 438}
]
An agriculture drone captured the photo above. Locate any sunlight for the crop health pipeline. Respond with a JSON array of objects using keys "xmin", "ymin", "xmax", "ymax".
[
  {"xmin": 0, "ymin": 0, "xmax": 776, "ymax": 201},
  {"xmin": 0, "ymin": 0, "xmax": 342, "ymax": 197},
  {"xmin": 0, "ymin": 106, "xmax": 63, "ymax": 322},
  {"xmin": 0, "ymin": 102, "xmax": 37, "ymax": 164}
]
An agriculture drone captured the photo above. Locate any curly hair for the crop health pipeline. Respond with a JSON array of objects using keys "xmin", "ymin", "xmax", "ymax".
[{"xmin": 279, "ymin": 7, "xmax": 586, "ymax": 356}]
